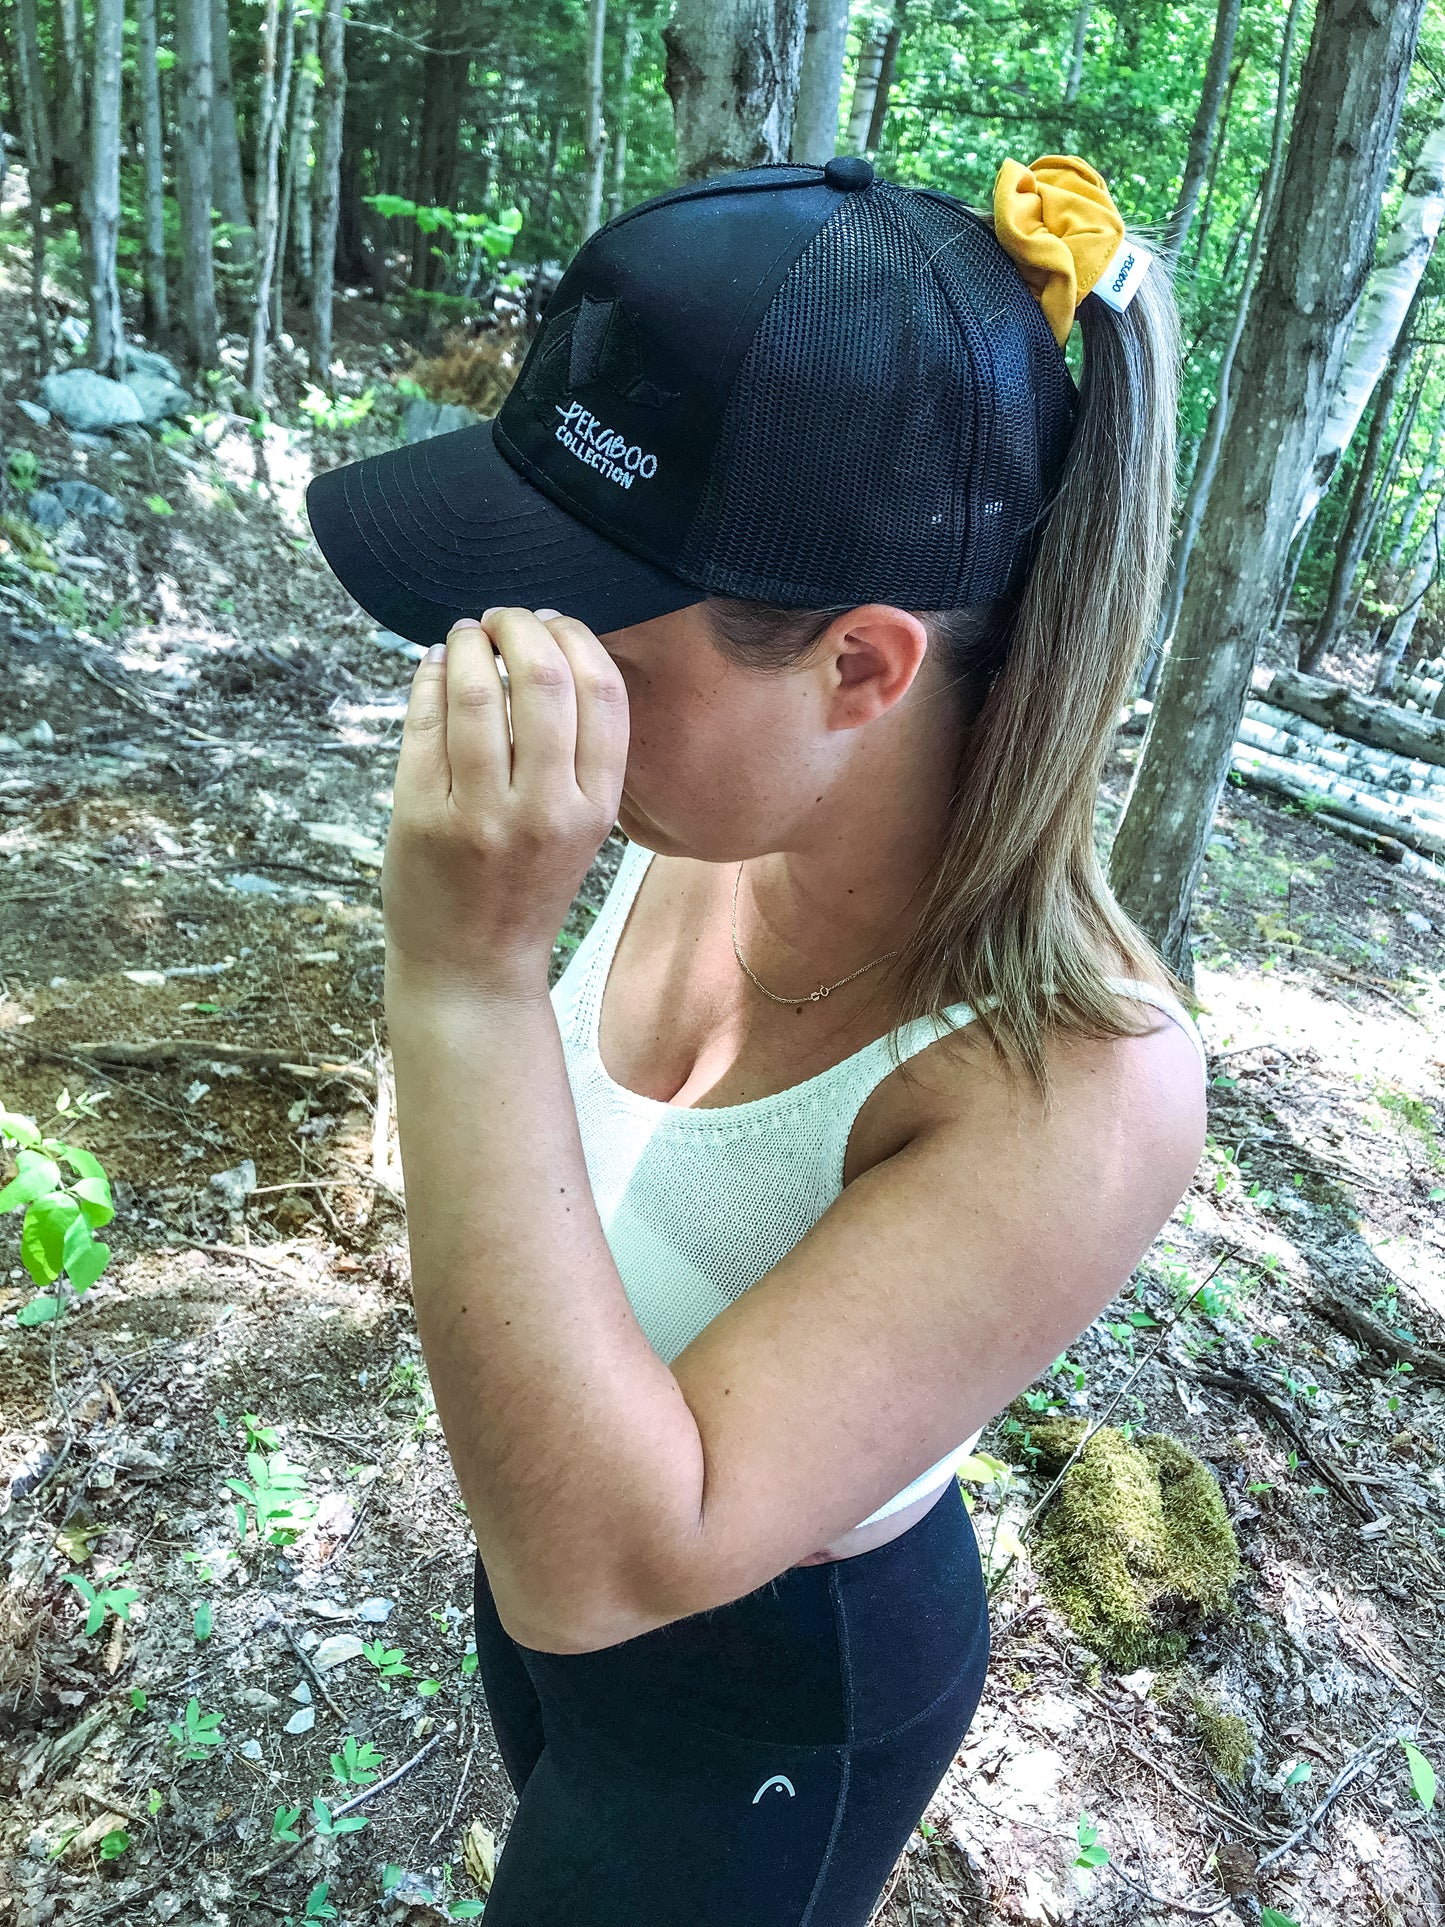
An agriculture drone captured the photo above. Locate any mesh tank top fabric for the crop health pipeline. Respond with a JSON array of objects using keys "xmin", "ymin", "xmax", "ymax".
[{"xmin": 552, "ymin": 837, "xmax": 989, "ymax": 1531}]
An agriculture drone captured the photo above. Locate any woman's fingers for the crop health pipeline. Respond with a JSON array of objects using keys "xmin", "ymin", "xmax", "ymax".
[
  {"xmin": 441, "ymin": 618, "xmax": 513, "ymax": 815},
  {"xmin": 475, "ymin": 607, "xmax": 578, "ymax": 810},
  {"xmin": 394, "ymin": 641, "xmax": 453, "ymax": 822},
  {"xmin": 540, "ymin": 614, "xmax": 630, "ymax": 818}
]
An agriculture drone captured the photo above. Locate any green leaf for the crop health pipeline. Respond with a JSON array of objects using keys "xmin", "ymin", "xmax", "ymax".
[
  {"xmin": 16, "ymin": 1294, "xmax": 62, "ymax": 1325},
  {"xmin": 1403, "ymin": 1740, "xmax": 1436, "ymax": 1811},
  {"xmin": 194, "ymin": 1600, "xmax": 213, "ymax": 1642},
  {"xmin": 0, "ymin": 1151, "xmax": 63, "ymax": 1211},
  {"xmin": 145, "ymin": 495, "xmax": 173, "ymax": 516},
  {"xmin": 1260, "ymin": 1910, "xmax": 1302, "ymax": 1927}
]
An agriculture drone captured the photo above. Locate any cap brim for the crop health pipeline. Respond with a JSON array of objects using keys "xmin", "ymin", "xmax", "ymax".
[{"xmin": 305, "ymin": 416, "xmax": 708, "ymax": 646}]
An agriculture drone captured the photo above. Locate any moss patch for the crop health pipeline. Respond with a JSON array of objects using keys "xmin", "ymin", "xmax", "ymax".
[
  {"xmin": 1184, "ymin": 1683, "xmax": 1257, "ymax": 1783},
  {"xmin": 1015, "ymin": 1404, "xmax": 1242, "ymax": 1671}
]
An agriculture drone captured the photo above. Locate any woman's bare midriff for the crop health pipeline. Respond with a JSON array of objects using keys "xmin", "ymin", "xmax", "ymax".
[{"xmin": 596, "ymin": 848, "xmax": 976, "ymax": 1568}]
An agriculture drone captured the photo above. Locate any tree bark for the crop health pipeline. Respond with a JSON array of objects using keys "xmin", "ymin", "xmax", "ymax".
[
  {"xmin": 14, "ymin": 0, "xmax": 52, "ymax": 370},
  {"xmin": 1163, "ymin": 0, "xmax": 1241, "ymax": 271},
  {"xmin": 844, "ymin": 18, "xmax": 887, "ymax": 154},
  {"xmin": 51, "ymin": 0, "xmax": 86, "ymax": 218},
  {"xmin": 410, "ymin": 0, "xmax": 467, "ymax": 289},
  {"xmin": 663, "ymin": 0, "xmax": 809, "ymax": 183},
  {"xmin": 1247, "ymin": 662, "xmax": 1445, "ymax": 765},
  {"xmin": 607, "ymin": 11, "xmax": 638, "ymax": 219},
  {"xmin": 1109, "ymin": 0, "xmax": 1428, "ymax": 978},
  {"xmin": 1301, "ymin": 282, "xmax": 1422, "ymax": 672},
  {"xmin": 210, "ymin": 0, "xmax": 256, "ymax": 277},
  {"xmin": 84, "ymin": 0, "xmax": 125, "ymax": 380},
  {"xmin": 582, "ymin": 0, "xmax": 608, "ymax": 239},
  {"xmin": 792, "ymin": 0, "xmax": 849, "ymax": 164},
  {"xmin": 247, "ymin": 0, "xmax": 294, "ymax": 404},
  {"xmin": 1062, "ymin": 2, "xmax": 1089, "ymax": 108},
  {"xmin": 309, "ymin": 0, "xmax": 347, "ymax": 382},
  {"xmin": 175, "ymin": 0, "xmax": 220, "ymax": 373},
  {"xmin": 135, "ymin": 0, "xmax": 169, "ymax": 335},
  {"xmin": 1293, "ymin": 99, "xmax": 1445, "ymax": 540},
  {"xmin": 1187, "ymin": 48, "xmax": 1245, "ymax": 278},
  {"xmin": 284, "ymin": 4, "xmax": 319, "ymax": 295},
  {"xmin": 1388, "ymin": 405, "xmax": 1445, "ymax": 572},
  {"xmin": 864, "ymin": 0, "xmax": 907, "ymax": 155},
  {"xmin": 1141, "ymin": 0, "xmax": 1304, "ymax": 695},
  {"xmin": 1374, "ymin": 508, "xmax": 1441, "ymax": 695}
]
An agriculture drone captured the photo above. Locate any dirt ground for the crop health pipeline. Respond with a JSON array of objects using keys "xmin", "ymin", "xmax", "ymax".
[{"xmin": 2, "ymin": 248, "xmax": 1444, "ymax": 1927}]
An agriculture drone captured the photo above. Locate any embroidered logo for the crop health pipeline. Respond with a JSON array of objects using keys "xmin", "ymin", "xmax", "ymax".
[
  {"xmin": 752, "ymin": 1775, "xmax": 797, "ymax": 1804},
  {"xmin": 554, "ymin": 400, "xmax": 658, "ymax": 490}
]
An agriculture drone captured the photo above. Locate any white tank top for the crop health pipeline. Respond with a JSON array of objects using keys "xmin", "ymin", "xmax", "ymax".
[{"xmin": 553, "ymin": 837, "xmax": 1208, "ymax": 1532}]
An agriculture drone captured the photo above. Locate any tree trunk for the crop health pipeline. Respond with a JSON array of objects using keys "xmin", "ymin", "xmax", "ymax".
[
  {"xmin": 607, "ymin": 11, "xmax": 637, "ymax": 219},
  {"xmin": 844, "ymin": 19, "xmax": 887, "ymax": 154},
  {"xmin": 1109, "ymin": 0, "xmax": 1428, "ymax": 978},
  {"xmin": 1187, "ymin": 49, "xmax": 1245, "ymax": 277},
  {"xmin": 247, "ymin": 0, "xmax": 294, "ymax": 404},
  {"xmin": 1374, "ymin": 508, "xmax": 1441, "ymax": 694},
  {"xmin": 410, "ymin": 0, "xmax": 467, "ymax": 289},
  {"xmin": 1387, "ymin": 403, "xmax": 1445, "ymax": 571},
  {"xmin": 663, "ymin": 0, "xmax": 809, "ymax": 183},
  {"xmin": 210, "ymin": 0, "xmax": 256, "ymax": 278},
  {"xmin": 309, "ymin": 0, "xmax": 346, "ymax": 382},
  {"xmin": 84, "ymin": 0, "xmax": 125, "ymax": 380},
  {"xmin": 1301, "ymin": 283, "xmax": 1422, "ymax": 672},
  {"xmin": 1140, "ymin": 0, "xmax": 1304, "ymax": 695},
  {"xmin": 51, "ymin": 0, "xmax": 86, "ymax": 218},
  {"xmin": 793, "ymin": 0, "xmax": 849, "ymax": 164},
  {"xmin": 1293, "ymin": 99, "xmax": 1445, "ymax": 541},
  {"xmin": 14, "ymin": 0, "xmax": 52, "ymax": 370},
  {"xmin": 285, "ymin": 4, "xmax": 319, "ymax": 294},
  {"xmin": 175, "ymin": 0, "xmax": 220, "ymax": 373},
  {"xmin": 135, "ymin": 0, "xmax": 169, "ymax": 335},
  {"xmin": 582, "ymin": 0, "xmax": 607, "ymax": 239},
  {"xmin": 532, "ymin": 115, "xmax": 565, "ymax": 263},
  {"xmin": 863, "ymin": 0, "xmax": 907, "ymax": 154},
  {"xmin": 1163, "ymin": 0, "xmax": 1241, "ymax": 271},
  {"xmin": 1062, "ymin": 2, "xmax": 1089, "ymax": 108}
]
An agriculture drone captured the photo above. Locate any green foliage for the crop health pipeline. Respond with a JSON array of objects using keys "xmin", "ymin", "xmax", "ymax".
[
  {"xmin": 166, "ymin": 1695, "xmax": 223, "ymax": 1761},
  {"xmin": 1, "ymin": 1105, "xmax": 115, "ymax": 1324},
  {"xmin": 60, "ymin": 1567, "xmax": 140, "ymax": 1637},
  {"xmin": 330, "ymin": 1736, "xmax": 384, "ymax": 1786},
  {"xmin": 8, "ymin": 448, "xmax": 40, "ymax": 495}
]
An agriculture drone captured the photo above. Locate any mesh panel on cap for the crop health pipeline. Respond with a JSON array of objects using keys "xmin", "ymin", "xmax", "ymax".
[{"xmin": 677, "ymin": 183, "xmax": 1077, "ymax": 609}]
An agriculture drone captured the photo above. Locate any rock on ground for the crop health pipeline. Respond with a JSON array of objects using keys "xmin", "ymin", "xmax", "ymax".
[
  {"xmin": 38, "ymin": 369, "xmax": 145, "ymax": 433},
  {"xmin": 402, "ymin": 397, "xmax": 477, "ymax": 443}
]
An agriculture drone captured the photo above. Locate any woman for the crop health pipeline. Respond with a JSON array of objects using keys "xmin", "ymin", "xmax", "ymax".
[{"xmin": 307, "ymin": 153, "xmax": 1207, "ymax": 1925}]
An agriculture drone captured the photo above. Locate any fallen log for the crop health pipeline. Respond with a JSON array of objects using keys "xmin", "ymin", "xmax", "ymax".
[
  {"xmin": 1230, "ymin": 747, "xmax": 1445, "ymax": 857},
  {"xmin": 1243, "ymin": 702, "xmax": 1445, "ymax": 795},
  {"xmin": 69, "ymin": 1039, "xmax": 377, "ymax": 1087},
  {"xmin": 1249, "ymin": 664, "xmax": 1445, "ymax": 768}
]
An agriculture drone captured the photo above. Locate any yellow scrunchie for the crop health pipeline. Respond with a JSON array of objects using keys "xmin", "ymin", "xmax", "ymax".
[{"xmin": 992, "ymin": 154, "xmax": 1127, "ymax": 347}]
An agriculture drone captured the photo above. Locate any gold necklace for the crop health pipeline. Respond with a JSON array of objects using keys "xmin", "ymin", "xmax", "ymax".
[{"xmin": 731, "ymin": 860, "xmax": 903, "ymax": 1005}]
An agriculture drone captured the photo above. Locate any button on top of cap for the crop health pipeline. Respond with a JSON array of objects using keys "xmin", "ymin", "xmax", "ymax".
[{"xmin": 823, "ymin": 155, "xmax": 874, "ymax": 191}]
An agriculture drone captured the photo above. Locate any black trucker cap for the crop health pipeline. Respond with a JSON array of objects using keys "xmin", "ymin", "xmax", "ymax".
[{"xmin": 306, "ymin": 154, "xmax": 1080, "ymax": 646}]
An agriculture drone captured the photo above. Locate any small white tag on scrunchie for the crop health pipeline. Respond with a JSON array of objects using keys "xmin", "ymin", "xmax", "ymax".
[{"xmin": 1089, "ymin": 234, "xmax": 1154, "ymax": 313}]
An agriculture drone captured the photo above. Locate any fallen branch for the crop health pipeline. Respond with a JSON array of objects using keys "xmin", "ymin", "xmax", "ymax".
[
  {"xmin": 245, "ymin": 1732, "xmax": 445, "ymax": 1881},
  {"xmin": 69, "ymin": 1038, "xmax": 376, "ymax": 1087},
  {"xmin": 1250, "ymin": 664, "xmax": 1445, "ymax": 767},
  {"xmin": 1177, "ymin": 1364, "xmax": 1373, "ymax": 1520},
  {"xmin": 1310, "ymin": 1286, "xmax": 1445, "ymax": 1387}
]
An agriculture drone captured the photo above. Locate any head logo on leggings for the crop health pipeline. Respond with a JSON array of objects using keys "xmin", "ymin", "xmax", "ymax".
[{"xmin": 752, "ymin": 1775, "xmax": 796, "ymax": 1803}]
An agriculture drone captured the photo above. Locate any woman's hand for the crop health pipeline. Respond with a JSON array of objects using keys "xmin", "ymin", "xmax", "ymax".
[{"xmin": 381, "ymin": 607, "xmax": 630, "ymax": 998}]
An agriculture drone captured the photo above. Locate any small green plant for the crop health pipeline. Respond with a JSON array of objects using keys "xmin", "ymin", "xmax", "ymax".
[
  {"xmin": 330, "ymin": 1736, "xmax": 384, "ymax": 1787},
  {"xmin": 166, "ymin": 1695, "xmax": 223, "ymax": 1761},
  {"xmin": 311, "ymin": 1794, "xmax": 367, "ymax": 1839},
  {"xmin": 8, "ymin": 447, "xmax": 40, "ymax": 494},
  {"xmin": 145, "ymin": 494, "xmax": 173, "ymax": 515},
  {"xmin": 193, "ymin": 1599, "xmax": 213, "ymax": 1641},
  {"xmin": 361, "ymin": 1638, "xmax": 413, "ymax": 1691},
  {"xmin": 1, "ymin": 1106, "xmax": 115, "ymax": 1325},
  {"xmin": 272, "ymin": 1803, "xmax": 304, "ymax": 1843},
  {"xmin": 52, "ymin": 579, "xmax": 88, "ymax": 627},
  {"xmin": 98, "ymin": 1829, "xmax": 129, "ymax": 1860},
  {"xmin": 60, "ymin": 1565, "xmax": 139, "ymax": 1637},
  {"xmin": 225, "ymin": 1451, "xmax": 317, "ymax": 1546},
  {"xmin": 299, "ymin": 383, "xmax": 376, "ymax": 431},
  {"xmin": 301, "ymin": 1882, "xmax": 338, "ymax": 1922},
  {"xmin": 1073, "ymin": 1810, "xmax": 1109, "ymax": 1869},
  {"xmin": 238, "ymin": 1412, "xmax": 282, "ymax": 1452},
  {"xmin": 1402, "ymin": 1739, "xmax": 1436, "ymax": 1811}
]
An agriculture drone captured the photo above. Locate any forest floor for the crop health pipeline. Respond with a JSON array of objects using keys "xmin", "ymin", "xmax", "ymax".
[{"xmin": 1, "ymin": 245, "xmax": 1444, "ymax": 1927}]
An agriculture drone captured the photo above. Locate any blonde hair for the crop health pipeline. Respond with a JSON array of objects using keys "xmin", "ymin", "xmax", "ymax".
[{"xmin": 703, "ymin": 246, "xmax": 1183, "ymax": 1093}]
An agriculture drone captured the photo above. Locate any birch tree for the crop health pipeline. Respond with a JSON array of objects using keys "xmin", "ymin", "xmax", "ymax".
[
  {"xmin": 175, "ymin": 0, "xmax": 220, "ymax": 372},
  {"xmin": 1062, "ymin": 3, "xmax": 1089, "ymax": 108},
  {"xmin": 309, "ymin": 0, "xmax": 346, "ymax": 382},
  {"xmin": 136, "ymin": 0, "xmax": 169, "ymax": 334},
  {"xmin": 1388, "ymin": 405, "xmax": 1445, "ymax": 571},
  {"xmin": 1293, "ymin": 103, "xmax": 1445, "ymax": 539},
  {"xmin": 283, "ymin": 4, "xmax": 320, "ymax": 294},
  {"xmin": 1163, "ymin": 0, "xmax": 1241, "ymax": 270},
  {"xmin": 607, "ymin": 11, "xmax": 639, "ymax": 220},
  {"xmin": 663, "ymin": 0, "xmax": 809, "ymax": 182},
  {"xmin": 793, "ymin": 0, "xmax": 850, "ymax": 164},
  {"xmin": 1109, "ymin": 0, "xmax": 1429, "ymax": 976},
  {"xmin": 845, "ymin": 18, "xmax": 888, "ymax": 153},
  {"xmin": 84, "ymin": 0, "xmax": 125, "ymax": 379},
  {"xmin": 248, "ymin": 0, "xmax": 295, "ymax": 403},
  {"xmin": 582, "ymin": 0, "xmax": 607, "ymax": 239},
  {"xmin": 1373, "ymin": 505, "xmax": 1441, "ymax": 694}
]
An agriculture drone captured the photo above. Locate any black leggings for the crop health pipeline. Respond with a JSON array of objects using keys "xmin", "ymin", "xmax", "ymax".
[{"xmin": 470, "ymin": 1478, "xmax": 991, "ymax": 1926}]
